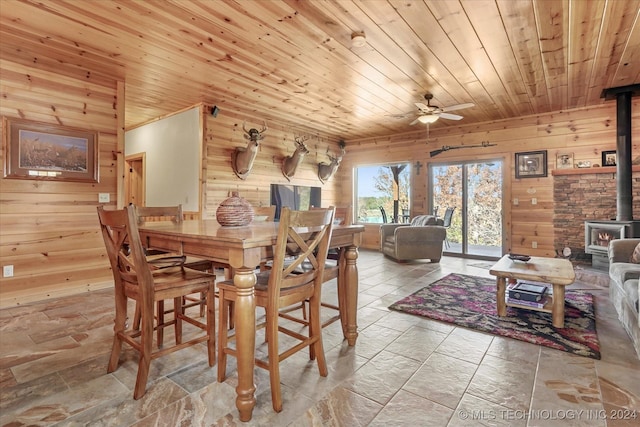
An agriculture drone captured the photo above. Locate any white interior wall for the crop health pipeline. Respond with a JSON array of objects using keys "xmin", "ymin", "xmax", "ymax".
[{"xmin": 125, "ymin": 107, "xmax": 200, "ymax": 211}]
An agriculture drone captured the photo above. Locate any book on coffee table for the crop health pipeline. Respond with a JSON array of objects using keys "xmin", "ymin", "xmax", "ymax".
[
  {"xmin": 508, "ymin": 281, "xmax": 548, "ymax": 302},
  {"xmin": 506, "ymin": 295, "xmax": 549, "ymax": 309}
]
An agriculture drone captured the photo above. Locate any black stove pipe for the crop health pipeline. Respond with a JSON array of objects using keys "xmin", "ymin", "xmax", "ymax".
[
  {"xmin": 601, "ymin": 84, "xmax": 640, "ymax": 221},
  {"xmin": 616, "ymin": 91, "xmax": 632, "ymax": 221}
]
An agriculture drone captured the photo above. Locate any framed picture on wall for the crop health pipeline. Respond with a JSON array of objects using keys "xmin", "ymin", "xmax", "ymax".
[
  {"xmin": 602, "ymin": 150, "xmax": 616, "ymax": 167},
  {"xmin": 515, "ymin": 150, "xmax": 547, "ymax": 178},
  {"xmin": 556, "ymin": 153, "xmax": 574, "ymax": 169},
  {"xmin": 3, "ymin": 117, "xmax": 99, "ymax": 183}
]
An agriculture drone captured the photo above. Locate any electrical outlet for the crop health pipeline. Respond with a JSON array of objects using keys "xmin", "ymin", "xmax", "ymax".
[
  {"xmin": 3, "ymin": 265, "xmax": 14, "ymax": 278},
  {"xmin": 531, "ymin": 198, "xmax": 537, "ymax": 205},
  {"xmin": 513, "ymin": 198, "xmax": 519, "ymax": 205},
  {"xmin": 532, "ymin": 241, "xmax": 538, "ymax": 249},
  {"xmin": 98, "ymin": 193, "xmax": 110, "ymax": 203}
]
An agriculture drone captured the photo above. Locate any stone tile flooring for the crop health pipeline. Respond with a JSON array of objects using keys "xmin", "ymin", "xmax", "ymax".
[{"xmin": 1, "ymin": 250, "xmax": 638, "ymax": 426}]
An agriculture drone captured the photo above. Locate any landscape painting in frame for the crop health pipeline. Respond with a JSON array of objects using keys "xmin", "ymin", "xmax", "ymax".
[{"xmin": 3, "ymin": 117, "xmax": 98, "ymax": 182}]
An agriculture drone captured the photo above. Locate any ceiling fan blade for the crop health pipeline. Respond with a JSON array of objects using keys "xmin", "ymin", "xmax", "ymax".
[
  {"xmin": 409, "ymin": 117, "xmax": 420, "ymax": 125},
  {"xmin": 441, "ymin": 103, "xmax": 474, "ymax": 112},
  {"xmin": 415, "ymin": 102, "xmax": 429, "ymax": 112},
  {"xmin": 439, "ymin": 112, "xmax": 464, "ymax": 120}
]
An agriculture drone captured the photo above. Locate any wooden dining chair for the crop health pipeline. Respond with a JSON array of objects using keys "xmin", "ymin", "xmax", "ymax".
[
  {"xmin": 97, "ymin": 205, "xmax": 216, "ymax": 400},
  {"xmin": 217, "ymin": 206, "xmax": 335, "ymax": 412},
  {"xmin": 252, "ymin": 205, "xmax": 276, "ymax": 222},
  {"xmin": 132, "ymin": 204, "xmax": 216, "ymax": 345},
  {"xmin": 280, "ymin": 205, "xmax": 350, "ymax": 328}
]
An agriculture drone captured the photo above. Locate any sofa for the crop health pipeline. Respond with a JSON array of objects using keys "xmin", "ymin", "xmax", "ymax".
[
  {"xmin": 608, "ymin": 239, "xmax": 640, "ymax": 359},
  {"xmin": 380, "ymin": 215, "xmax": 446, "ymax": 262}
]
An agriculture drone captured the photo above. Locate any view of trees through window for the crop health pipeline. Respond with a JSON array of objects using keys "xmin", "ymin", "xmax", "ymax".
[
  {"xmin": 355, "ymin": 164, "xmax": 410, "ymax": 224},
  {"xmin": 430, "ymin": 161, "xmax": 503, "ymax": 256}
]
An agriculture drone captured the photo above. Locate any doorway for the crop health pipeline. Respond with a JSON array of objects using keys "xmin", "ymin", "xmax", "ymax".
[
  {"xmin": 429, "ymin": 159, "xmax": 503, "ymax": 258},
  {"xmin": 125, "ymin": 153, "xmax": 145, "ymax": 206}
]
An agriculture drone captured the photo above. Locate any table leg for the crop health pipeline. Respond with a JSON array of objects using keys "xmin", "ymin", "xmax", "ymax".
[
  {"xmin": 336, "ymin": 248, "xmax": 348, "ymax": 337},
  {"xmin": 551, "ymin": 284, "xmax": 565, "ymax": 328},
  {"xmin": 344, "ymin": 245, "xmax": 359, "ymax": 346},
  {"xmin": 496, "ymin": 277, "xmax": 507, "ymax": 317},
  {"xmin": 232, "ymin": 268, "xmax": 256, "ymax": 422}
]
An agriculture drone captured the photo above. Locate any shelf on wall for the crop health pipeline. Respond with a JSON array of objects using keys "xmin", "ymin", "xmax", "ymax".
[{"xmin": 551, "ymin": 165, "xmax": 640, "ymax": 176}]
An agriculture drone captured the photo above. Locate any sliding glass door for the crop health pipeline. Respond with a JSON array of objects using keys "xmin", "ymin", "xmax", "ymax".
[{"xmin": 429, "ymin": 160, "xmax": 503, "ymax": 258}]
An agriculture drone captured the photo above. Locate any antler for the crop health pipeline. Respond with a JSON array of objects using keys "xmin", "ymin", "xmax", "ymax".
[{"xmin": 294, "ymin": 135, "xmax": 309, "ymax": 146}]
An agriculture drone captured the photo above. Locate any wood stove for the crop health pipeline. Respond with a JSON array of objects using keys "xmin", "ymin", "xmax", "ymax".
[
  {"xmin": 585, "ymin": 84, "xmax": 640, "ymax": 270},
  {"xmin": 584, "ymin": 221, "xmax": 640, "ymax": 269}
]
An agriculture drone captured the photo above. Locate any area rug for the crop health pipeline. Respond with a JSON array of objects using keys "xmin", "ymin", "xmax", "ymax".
[{"xmin": 389, "ymin": 273, "xmax": 600, "ymax": 359}]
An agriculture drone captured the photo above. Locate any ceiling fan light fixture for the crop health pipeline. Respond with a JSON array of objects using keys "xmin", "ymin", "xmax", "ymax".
[
  {"xmin": 417, "ymin": 114, "xmax": 439, "ymax": 124},
  {"xmin": 351, "ymin": 31, "xmax": 366, "ymax": 48}
]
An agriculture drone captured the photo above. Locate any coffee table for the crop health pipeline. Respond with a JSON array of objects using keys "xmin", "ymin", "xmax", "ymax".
[{"xmin": 489, "ymin": 255, "xmax": 576, "ymax": 328}]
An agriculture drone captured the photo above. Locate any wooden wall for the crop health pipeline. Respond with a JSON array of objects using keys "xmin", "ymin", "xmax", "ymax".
[
  {"xmin": 341, "ymin": 100, "xmax": 640, "ymax": 254},
  {"xmin": 202, "ymin": 109, "xmax": 342, "ymax": 216},
  {"xmin": 0, "ymin": 59, "xmax": 342, "ymax": 307},
  {"xmin": 0, "ymin": 60, "xmax": 120, "ymax": 307}
]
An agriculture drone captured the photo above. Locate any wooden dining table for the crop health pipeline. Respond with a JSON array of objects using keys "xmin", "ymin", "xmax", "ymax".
[{"xmin": 137, "ymin": 219, "xmax": 364, "ymax": 421}]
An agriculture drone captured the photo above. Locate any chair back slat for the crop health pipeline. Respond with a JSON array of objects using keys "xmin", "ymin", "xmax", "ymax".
[
  {"xmin": 98, "ymin": 206, "xmax": 155, "ymax": 300},
  {"xmin": 133, "ymin": 205, "xmax": 183, "ymax": 224},
  {"xmin": 253, "ymin": 205, "xmax": 276, "ymax": 222},
  {"xmin": 311, "ymin": 205, "xmax": 350, "ymax": 225},
  {"xmin": 270, "ymin": 207, "xmax": 334, "ymax": 296}
]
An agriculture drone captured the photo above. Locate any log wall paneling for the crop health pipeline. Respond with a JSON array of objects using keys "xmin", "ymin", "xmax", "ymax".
[
  {"xmin": 202, "ymin": 109, "xmax": 342, "ymax": 216},
  {"xmin": 0, "ymin": 60, "xmax": 119, "ymax": 308}
]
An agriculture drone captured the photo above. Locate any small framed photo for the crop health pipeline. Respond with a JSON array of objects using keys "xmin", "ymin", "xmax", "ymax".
[
  {"xmin": 3, "ymin": 117, "xmax": 99, "ymax": 183},
  {"xmin": 515, "ymin": 150, "xmax": 547, "ymax": 178},
  {"xmin": 556, "ymin": 153, "xmax": 574, "ymax": 169},
  {"xmin": 602, "ymin": 150, "xmax": 616, "ymax": 167}
]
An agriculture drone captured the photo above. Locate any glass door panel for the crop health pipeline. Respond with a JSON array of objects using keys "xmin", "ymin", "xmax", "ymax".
[
  {"xmin": 431, "ymin": 164, "xmax": 463, "ymax": 254},
  {"xmin": 466, "ymin": 162, "xmax": 503, "ymax": 257},
  {"xmin": 430, "ymin": 160, "xmax": 503, "ymax": 258}
]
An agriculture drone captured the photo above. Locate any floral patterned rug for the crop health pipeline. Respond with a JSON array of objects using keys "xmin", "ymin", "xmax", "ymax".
[{"xmin": 389, "ymin": 273, "xmax": 600, "ymax": 359}]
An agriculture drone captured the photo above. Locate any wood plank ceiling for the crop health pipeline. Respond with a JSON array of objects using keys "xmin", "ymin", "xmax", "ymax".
[{"xmin": 1, "ymin": 0, "xmax": 639, "ymax": 139}]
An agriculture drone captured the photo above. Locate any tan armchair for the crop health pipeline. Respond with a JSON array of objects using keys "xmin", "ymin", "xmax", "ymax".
[{"xmin": 380, "ymin": 215, "xmax": 446, "ymax": 262}]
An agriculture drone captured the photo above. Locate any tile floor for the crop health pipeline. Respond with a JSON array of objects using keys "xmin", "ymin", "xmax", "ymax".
[{"xmin": 1, "ymin": 250, "xmax": 639, "ymax": 426}]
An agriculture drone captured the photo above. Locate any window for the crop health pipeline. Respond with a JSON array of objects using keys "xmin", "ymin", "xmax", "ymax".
[{"xmin": 354, "ymin": 163, "xmax": 411, "ymax": 224}]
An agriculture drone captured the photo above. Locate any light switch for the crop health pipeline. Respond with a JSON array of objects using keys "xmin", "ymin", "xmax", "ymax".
[
  {"xmin": 531, "ymin": 198, "xmax": 537, "ymax": 205},
  {"xmin": 3, "ymin": 265, "xmax": 14, "ymax": 277},
  {"xmin": 98, "ymin": 193, "xmax": 110, "ymax": 203},
  {"xmin": 513, "ymin": 198, "xmax": 519, "ymax": 205}
]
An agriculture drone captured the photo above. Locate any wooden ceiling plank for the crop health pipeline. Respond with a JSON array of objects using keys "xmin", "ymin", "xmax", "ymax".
[
  {"xmin": 278, "ymin": 0, "xmax": 420, "ymax": 111},
  {"xmin": 567, "ymin": 0, "xmax": 605, "ymax": 108},
  {"xmin": 496, "ymin": 0, "xmax": 551, "ymax": 113},
  {"xmin": 533, "ymin": 0, "xmax": 570, "ymax": 112},
  {"xmin": 609, "ymin": 4, "xmax": 640, "ymax": 89},
  {"xmin": 460, "ymin": 0, "xmax": 533, "ymax": 117},
  {"xmin": 182, "ymin": 0, "xmax": 404, "ymax": 116},
  {"xmin": 357, "ymin": 0, "xmax": 474, "ymax": 104},
  {"xmin": 426, "ymin": 0, "xmax": 512, "ymax": 120},
  {"xmin": 146, "ymin": 0, "xmax": 410, "ymax": 134},
  {"xmin": 585, "ymin": 0, "xmax": 639, "ymax": 103}
]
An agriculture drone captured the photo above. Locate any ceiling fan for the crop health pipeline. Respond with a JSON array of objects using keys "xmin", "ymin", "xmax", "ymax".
[{"xmin": 410, "ymin": 94, "xmax": 474, "ymax": 125}]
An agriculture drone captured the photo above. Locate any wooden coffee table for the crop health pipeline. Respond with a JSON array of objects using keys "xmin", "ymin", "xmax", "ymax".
[{"xmin": 489, "ymin": 255, "xmax": 576, "ymax": 328}]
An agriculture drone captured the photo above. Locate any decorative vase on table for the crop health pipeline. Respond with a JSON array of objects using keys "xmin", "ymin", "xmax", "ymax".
[{"xmin": 216, "ymin": 192, "xmax": 254, "ymax": 226}]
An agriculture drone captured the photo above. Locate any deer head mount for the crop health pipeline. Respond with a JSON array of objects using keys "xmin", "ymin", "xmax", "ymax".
[
  {"xmin": 317, "ymin": 143, "xmax": 345, "ymax": 184},
  {"xmin": 282, "ymin": 135, "xmax": 309, "ymax": 181},
  {"xmin": 231, "ymin": 120, "xmax": 267, "ymax": 179}
]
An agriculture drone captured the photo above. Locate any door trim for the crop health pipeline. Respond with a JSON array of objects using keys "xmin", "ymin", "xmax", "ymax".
[{"xmin": 125, "ymin": 153, "xmax": 146, "ymax": 206}]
